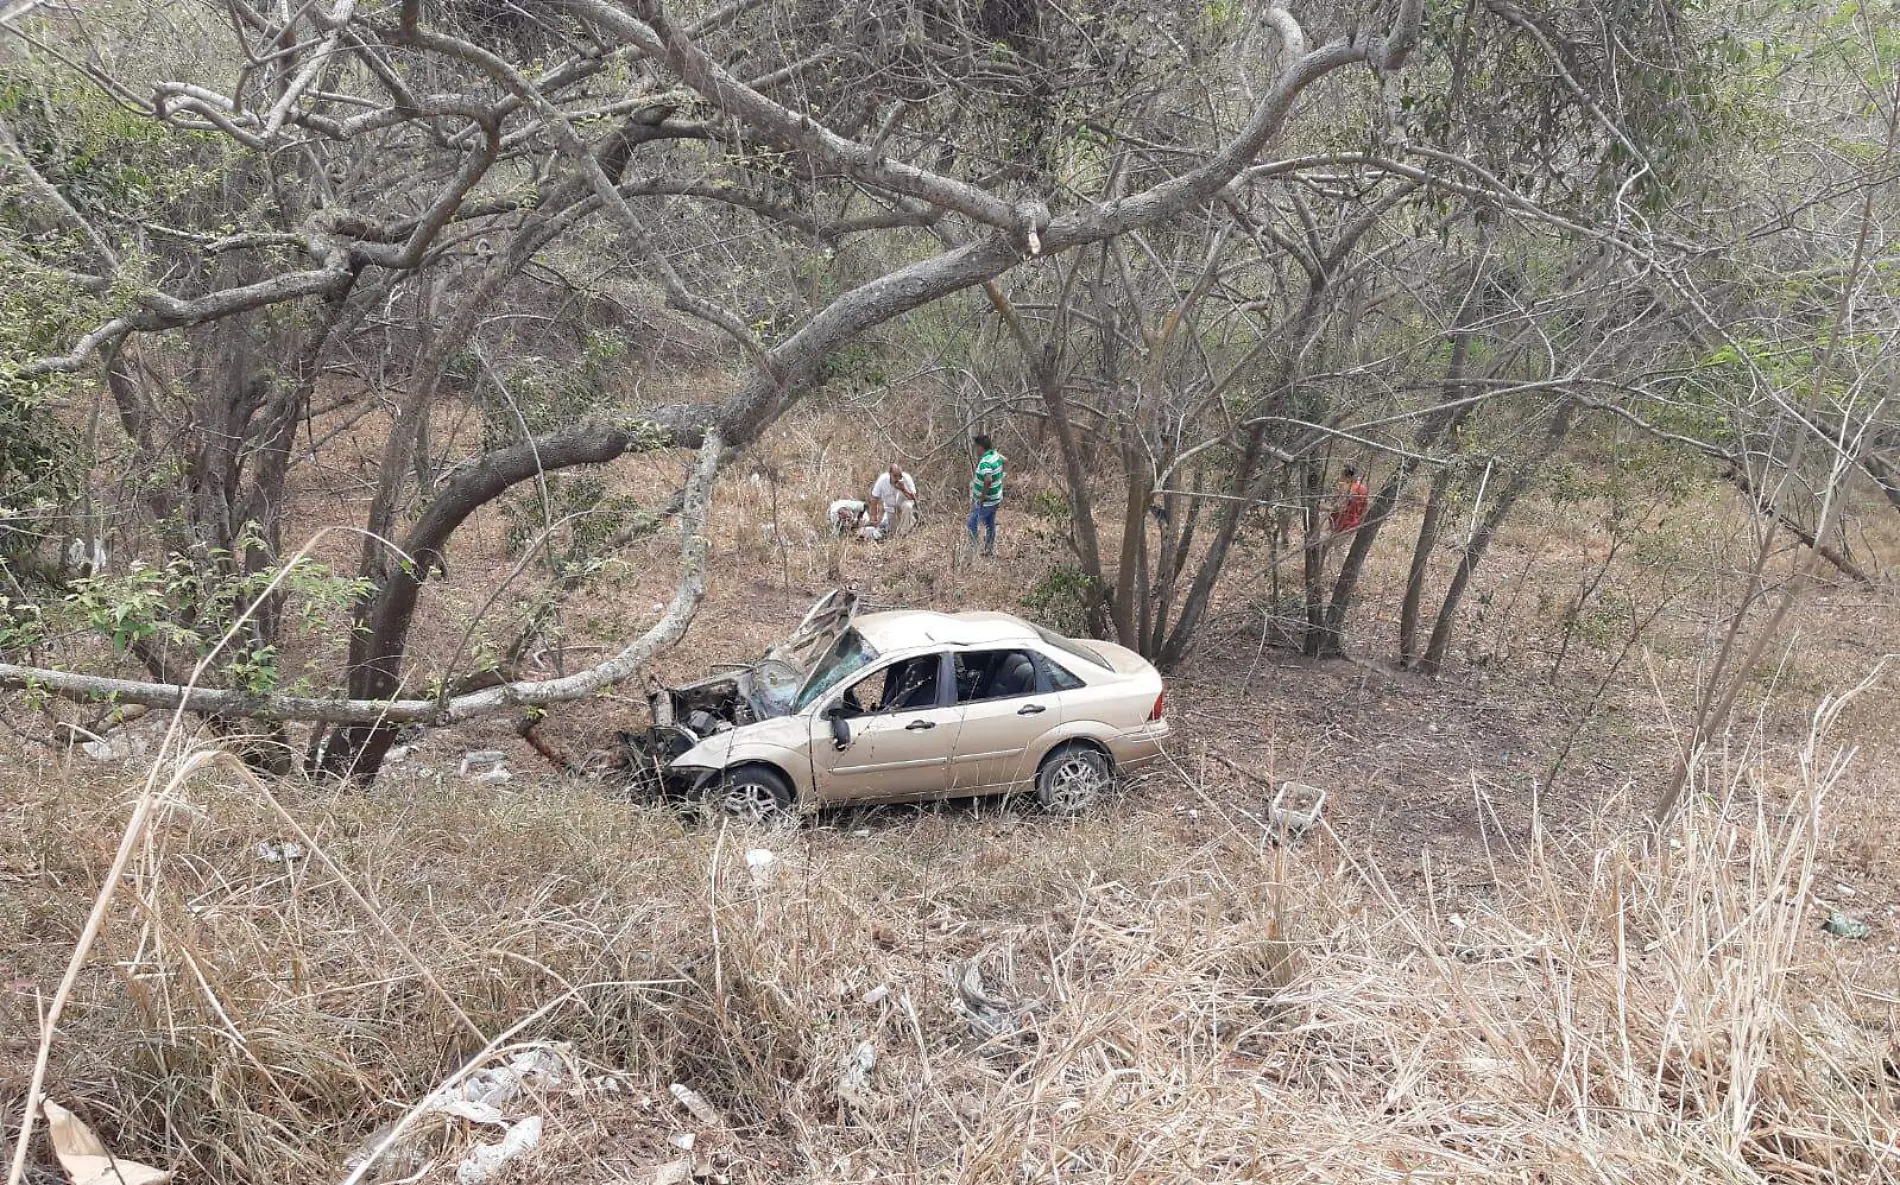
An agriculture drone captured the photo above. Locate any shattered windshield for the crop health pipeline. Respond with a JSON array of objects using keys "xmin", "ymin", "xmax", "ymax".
[{"xmin": 794, "ymin": 628, "xmax": 878, "ymax": 713}]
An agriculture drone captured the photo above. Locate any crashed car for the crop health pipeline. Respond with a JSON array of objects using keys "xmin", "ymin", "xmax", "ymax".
[{"xmin": 619, "ymin": 589, "xmax": 1171, "ymax": 819}]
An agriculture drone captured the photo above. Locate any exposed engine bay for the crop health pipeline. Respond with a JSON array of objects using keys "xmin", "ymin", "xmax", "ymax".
[{"xmin": 615, "ymin": 589, "xmax": 857, "ymax": 797}]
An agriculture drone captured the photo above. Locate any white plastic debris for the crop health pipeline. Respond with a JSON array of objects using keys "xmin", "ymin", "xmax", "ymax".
[
  {"xmin": 669, "ymin": 1083, "xmax": 726, "ymax": 1129},
  {"xmin": 669, "ymin": 1132, "xmax": 696, "ymax": 1151},
  {"xmin": 42, "ymin": 1099, "xmax": 171, "ymax": 1185},
  {"xmin": 472, "ymin": 766, "xmax": 513, "ymax": 785},
  {"xmin": 459, "ymin": 749, "xmax": 508, "ymax": 779},
  {"xmin": 745, "ymin": 848, "xmax": 777, "ymax": 887},
  {"xmin": 255, "ymin": 841, "xmax": 306, "ymax": 864},
  {"xmin": 79, "ymin": 733, "xmax": 149, "ymax": 763},
  {"xmin": 861, "ymin": 983, "xmax": 891, "ymax": 1006},
  {"xmin": 837, "ymin": 1040, "xmax": 877, "ymax": 1112},
  {"xmin": 1269, "ymin": 781, "xmax": 1326, "ymax": 840},
  {"xmin": 346, "ymin": 1045, "xmax": 576, "ymax": 1179},
  {"xmin": 456, "ymin": 1116, "xmax": 543, "ymax": 1185},
  {"xmin": 384, "ymin": 744, "xmax": 415, "ymax": 765}
]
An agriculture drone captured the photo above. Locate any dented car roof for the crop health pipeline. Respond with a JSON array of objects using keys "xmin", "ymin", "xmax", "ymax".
[{"xmin": 851, "ymin": 609, "xmax": 1041, "ymax": 652}]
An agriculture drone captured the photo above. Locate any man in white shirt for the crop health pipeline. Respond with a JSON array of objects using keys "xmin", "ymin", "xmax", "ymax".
[{"xmin": 868, "ymin": 464, "xmax": 918, "ymax": 535}]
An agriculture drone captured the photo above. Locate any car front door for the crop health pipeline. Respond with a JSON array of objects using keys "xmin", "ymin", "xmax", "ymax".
[
  {"xmin": 947, "ymin": 649, "xmax": 1059, "ymax": 794},
  {"xmin": 808, "ymin": 652, "xmax": 961, "ymax": 803}
]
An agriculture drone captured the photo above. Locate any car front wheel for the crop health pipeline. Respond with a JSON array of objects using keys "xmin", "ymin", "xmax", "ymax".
[
  {"xmin": 704, "ymin": 765, "xmax": 795, "ymax": 824},
  {"xmin": 1036, "ymin": 744, "xmax": 1112, "ymax": 815}
]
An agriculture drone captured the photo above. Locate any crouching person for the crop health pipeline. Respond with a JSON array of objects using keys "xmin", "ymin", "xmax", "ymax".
[{"xmin": 869, "ymin": 463, "xmax": 919, "ymax": 536}]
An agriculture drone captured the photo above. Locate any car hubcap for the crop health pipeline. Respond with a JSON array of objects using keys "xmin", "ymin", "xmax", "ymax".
[
  {"xmin": 1047, "ymin": 755, "xmax": 1105, "ymax": 811},
  {"xmin": 721, "ymin": 780, "xmax": 782, "ymax": 822}
]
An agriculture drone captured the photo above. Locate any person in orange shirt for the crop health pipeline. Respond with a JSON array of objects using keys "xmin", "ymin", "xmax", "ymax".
[{"xmin": 1329, "ymin": 465, "xmax": 1370, "ymax": 535}]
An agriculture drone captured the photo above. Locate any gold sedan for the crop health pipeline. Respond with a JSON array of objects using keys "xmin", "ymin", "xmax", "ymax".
[{"xmin": 664, "ymin": 607, "xmax": 1171, "ymax": 820}]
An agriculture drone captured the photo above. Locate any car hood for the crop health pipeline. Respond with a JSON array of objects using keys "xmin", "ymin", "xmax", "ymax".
[
  {"xmin": 763, "ymin": 588, "xmax": 859, "ymax": 679},
  {"xmin": 674, "ymin": 713, "xmax": 812, "ymax": 769}
]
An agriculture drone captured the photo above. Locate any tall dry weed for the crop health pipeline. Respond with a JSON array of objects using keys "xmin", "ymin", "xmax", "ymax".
[{"xmin": 2, "ymin": 685, "xmax": 1894, "ymax": 1183}]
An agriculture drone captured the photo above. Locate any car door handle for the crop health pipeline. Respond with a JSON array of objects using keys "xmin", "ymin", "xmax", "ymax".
[
  {"xmin": 905, "ymin": 719, "xmax": 936, "ymax": 730},
  {"xmin": 1017, "ymin": 703, "xmax": 1047, "ymax": 715}
]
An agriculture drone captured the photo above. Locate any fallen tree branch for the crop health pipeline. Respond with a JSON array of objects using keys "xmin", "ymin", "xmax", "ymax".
[{"xmin": 0, "ymin": 433, "xmax": 722, "ymax": 725}]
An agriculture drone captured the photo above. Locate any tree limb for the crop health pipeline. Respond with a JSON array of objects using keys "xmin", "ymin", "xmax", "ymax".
[{"xmin": 0, "ymin": 433, "xmax": 722, "ymax": 724}]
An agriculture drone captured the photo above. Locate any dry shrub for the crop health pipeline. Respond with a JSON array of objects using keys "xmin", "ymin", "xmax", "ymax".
[{"xmin": 2, "ymin": 708, "xmax": 1895, "ymax": 1184}]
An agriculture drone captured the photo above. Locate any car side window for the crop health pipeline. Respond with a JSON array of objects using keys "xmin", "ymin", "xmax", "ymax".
[
  {"xmin": 953, "ymin": 649, "xmax": 1042, "ymax": 703},
  {"xmin": 1042, "ymin": 656, "xmax": 1085, "ymax": 692},
  {"xmin": 839, "ymin": 654, "xmax": 942, "ymax": 716}
]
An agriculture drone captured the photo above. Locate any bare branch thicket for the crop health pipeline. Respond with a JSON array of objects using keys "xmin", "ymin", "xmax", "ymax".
[{"xmin": 0, "ymin": 0, "xmax": 1430, "ymax": 777}]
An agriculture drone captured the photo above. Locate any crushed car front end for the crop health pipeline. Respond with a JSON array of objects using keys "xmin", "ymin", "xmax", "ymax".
[{"xmin": 615, "ymin": 589, "xmax": 858, "ymax": 799}]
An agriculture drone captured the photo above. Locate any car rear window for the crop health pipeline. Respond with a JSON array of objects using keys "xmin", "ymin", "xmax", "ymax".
[{"xmin": 1031, "ymin": 624, "xmax": 1110, "ymax": 671}]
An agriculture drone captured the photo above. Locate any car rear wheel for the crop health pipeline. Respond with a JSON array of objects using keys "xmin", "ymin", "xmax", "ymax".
[
  {"xmin": 1036, "ymin": 744, "xmax": 1112, "ymax": 815},
  {"xmin": 704, "ymin": 764, "xmax": 795, "ymax": 824}
]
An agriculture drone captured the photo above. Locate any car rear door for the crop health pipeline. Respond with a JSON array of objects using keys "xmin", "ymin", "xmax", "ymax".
[
  {"xmin": 946, "ymin": 648, "xmax": 1059, "ymax": 794},
  {"xmin": 809, "ymin": 652, "xmax": 962, "ymax": 803}
]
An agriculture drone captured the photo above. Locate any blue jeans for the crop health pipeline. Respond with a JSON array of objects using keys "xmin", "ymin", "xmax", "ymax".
[{"xmin": 966, "ymin": 502, "xmax": 998, "ymax": 552}]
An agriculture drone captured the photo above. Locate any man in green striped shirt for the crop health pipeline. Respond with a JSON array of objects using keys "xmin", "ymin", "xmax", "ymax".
[{"xmin": 966, "ymin": 433, "xmax": 1005, "ymax": 556}]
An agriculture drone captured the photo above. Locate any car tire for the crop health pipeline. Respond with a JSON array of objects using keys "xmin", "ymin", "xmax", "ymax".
[
  {"xmin": 704, "ymin": 764, "xmax": 795, "ymax": 824},
  {"xmin": 1035, "ymin": 743, "xmax": 1112, "ymax": 815}
]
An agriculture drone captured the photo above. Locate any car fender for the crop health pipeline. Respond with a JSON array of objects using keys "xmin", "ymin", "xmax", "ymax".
[
  {"xmin": 681, "ymin": 738, "xmax": 814, "ymax": 800},
  {"xmin": 1028, "ymin": 719, "xmax": 1122, "ymax": 769}
]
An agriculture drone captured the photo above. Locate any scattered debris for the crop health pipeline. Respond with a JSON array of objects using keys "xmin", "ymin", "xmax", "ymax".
[
  {"xmin": 343, "ymin": 1044, "xmax": 575, "ymax": 1180},
  {"xmin": 836, "ymin": 1040, "xmax": 878, "ymax": 1114},
  {"xmin": 669, "ymin": 1082, "xmax": 726, "ymax": 1129},
  {"xmin": 459, "ymin": 750, "xmax": 510, "ymax": 782},
  {"xmin": 383, "ymin": 744, "xmax": 415, "ymax": 765},
  {"xmin": 1821, "ymin": 912, "xmax": 1871, "ymax": 940},
  {"xmin": 670, "ymin": 1133, "xmax": 696, "ymax": 1152},
  {"xmin": 651, "ymin": 1156, "xmax": 712, "ymax": 1185},
  {"xmin": 42, "ymin": 1099, "xmax": 171, "ymax": 1185},
  {"xmin": 861, "ymin": 983, "xmax": 890, "ymax": 1006},
  {"xmin": 79, "ymin": 732, "xmax": 149, "ymax": 763},
  {"xmin": 951, "ymin": 954, "xmax": 1032, "ymax": 1043},
  {"xmin": 455, "ymin": 1116, "xmax": 542, "ymax": 1185},
  {"xmin": 1835, "ymin": 882, "xmax": 1857, "ymax": 898},
  {"xmin": 1269, "ymin": 781, "xmax": 1327, "ymax": 841},
  {"xmin": 254, "ymin": 841, "xmax": 306, "ymax": 864},
  {"xmin": 745, "ymin": 848, "xmax": 776, "ymax": 887}
]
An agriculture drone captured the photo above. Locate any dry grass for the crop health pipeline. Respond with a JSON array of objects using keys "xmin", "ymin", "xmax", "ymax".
[
  {"xmin": 7, "ymin": 396, "xmax": 1900, "ymax": 1183},
  {"xmin": 3, "ymin": 693, "xmax": 1895, "ymax": 1183}
]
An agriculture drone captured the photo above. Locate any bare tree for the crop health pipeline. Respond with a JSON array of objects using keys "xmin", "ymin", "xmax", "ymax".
[{"xmin": 0, "ymin": 0, "xmax": 1428, "ymax": 777}]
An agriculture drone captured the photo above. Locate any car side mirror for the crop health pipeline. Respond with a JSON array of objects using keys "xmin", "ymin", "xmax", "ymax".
[{"xmin": 827, "ymin": 708, "xmax": 851, "ymax": 750}]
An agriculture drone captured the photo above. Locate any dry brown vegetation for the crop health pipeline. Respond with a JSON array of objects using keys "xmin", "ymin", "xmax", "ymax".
[{"xmin": 5, "ymin": 406, "xmax": 1900, "ymax": 1184}]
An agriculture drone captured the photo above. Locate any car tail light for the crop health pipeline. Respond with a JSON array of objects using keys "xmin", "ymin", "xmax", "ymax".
[{"xmin": 1148, "ymin": 690, "xmax": 1166, "ymax": 721}]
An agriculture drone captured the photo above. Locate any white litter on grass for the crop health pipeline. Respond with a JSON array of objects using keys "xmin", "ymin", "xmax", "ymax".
[
  {"xmin": 459, "ymin": 749, "xmax": 507, "ymax": 777},
  {"xmin": 861, "ymin": 983, "xmax": 890, "ymax": 1006},
  {"xmin": 42, "ymin": 1099, "xmax": 171, "ymax": 1185},
  {"xmin": 838, "ymin": 1041, "xmax": 877, "ymax": 1105},
  {"xmin": 456, "ymin": 1116, "xmax": 543, "ymax": 1185},
  {"xmin": 745, "ymin": 848, "xmax": 776, "ymax": 887},
  {"xmin": 80, "ymin": 733, "xmax": 150, "ymax": 763},
  {"xmin": 255, "ymin": 841, "xmax": 306, "ymax": 864},
  {"xmin": 669, "ymin": 1082, "xmax": 726, "ymax": 1129},
  {"xmin": 345, "ymin": 1044, "xmax": 577, "ymax": 1178},
  {"xmin": 670, "ymin": 1132, "xmax": 696, "ymax": 1151}
]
